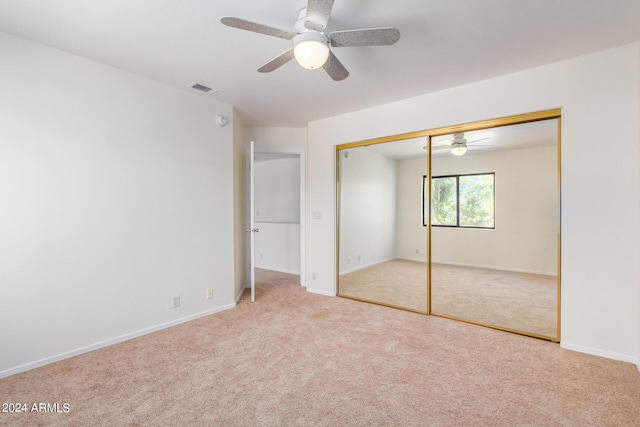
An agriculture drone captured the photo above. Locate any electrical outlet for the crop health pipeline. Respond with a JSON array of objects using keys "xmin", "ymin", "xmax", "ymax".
[
  {"xmin": 173, "ymin": 296, "xmax": 180, "ymax": 308},
  {"xmin": 347, "ymin": 257, "xmax": 351, "ymax": 264},
  {"xmin": 312, "ymin": 272, "xmax": 318, "ymax": 280},
  {"xmin": 357, "ymin": 254, "xmax": 361, "ymax": 261},
  {"xmin": 206, "ymin": 288, "xmax": 213, "ymax": 300},
  {"xmin": 416, "ymin": 249, "xmax": 420, "ymax": 254}
]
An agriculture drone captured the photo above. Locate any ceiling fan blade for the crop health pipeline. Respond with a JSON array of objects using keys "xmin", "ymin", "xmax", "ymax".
[
  {"xmin": 258, "ymin": 49, "xmax": 295, "ymax": 73},
  {"xmin": 467, "ymin": 137, "xmax": 492, "ymax": 144},
  {"xmin": 220, "ymin": 17, "xmax": 295, "ymax": 40},
  {"xmin": 305, "ymin": 0, "xmax": 335, "ymax": 31},
  {"xmin": 323, "ymin": 51, "xmax": 349, "ymax": 81},
  {"xmin": 431, "ymin": 145, "xmax": 451, "ymax": 151},
  {"xmin": 330, "ymin": 27, "xmax": 400, "ymax": 47}
]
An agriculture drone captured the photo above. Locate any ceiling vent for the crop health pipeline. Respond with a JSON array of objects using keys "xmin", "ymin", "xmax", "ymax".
[{"xmin": 187, "ymin": 82, "xmax": 220, "ymax": 95}]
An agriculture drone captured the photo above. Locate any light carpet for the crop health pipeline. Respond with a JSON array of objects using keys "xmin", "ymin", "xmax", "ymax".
[{"xmin": 0, "ymin": 270, "xmax": 638, "ymax": 426}]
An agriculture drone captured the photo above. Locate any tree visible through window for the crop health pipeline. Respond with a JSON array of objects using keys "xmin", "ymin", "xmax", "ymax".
[{"xmin": 423, "ymin": 173, "xmax": 495, "ymax": 228}]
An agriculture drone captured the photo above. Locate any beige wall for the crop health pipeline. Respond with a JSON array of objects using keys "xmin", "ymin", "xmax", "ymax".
[{"xmin": 233, "ymin": 109, "xmax": 246, "ymax": 301}]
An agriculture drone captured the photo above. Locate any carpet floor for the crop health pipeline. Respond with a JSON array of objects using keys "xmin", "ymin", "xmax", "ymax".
[{"xmin": 0, "ymin": 270, "xmax": 638, "ymax": 426}]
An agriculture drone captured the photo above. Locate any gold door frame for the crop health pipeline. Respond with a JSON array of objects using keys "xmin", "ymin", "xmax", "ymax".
[{"xmin": 336, "ymin": 109, "xmax": 562, "ymax": 342}]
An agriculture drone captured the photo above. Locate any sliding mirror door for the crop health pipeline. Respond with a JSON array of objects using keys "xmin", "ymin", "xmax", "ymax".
[
  {"xmin": 337, "ymin": 137, "xmax": 429, "ymax": 313},
  {"xmin": 429, "ymin": 118, "xmax": 560, "ymax": 340}
]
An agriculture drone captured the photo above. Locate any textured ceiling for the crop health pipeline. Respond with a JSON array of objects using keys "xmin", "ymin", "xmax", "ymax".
[{"xmin": 1, "ymin": 0, "xmax": 640, "ymax": 126}]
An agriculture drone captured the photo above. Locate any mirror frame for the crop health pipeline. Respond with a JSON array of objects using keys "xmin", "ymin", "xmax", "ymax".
[{"xmin": 336, "ymin": 109, "xmax": 562, "ymax": 342}]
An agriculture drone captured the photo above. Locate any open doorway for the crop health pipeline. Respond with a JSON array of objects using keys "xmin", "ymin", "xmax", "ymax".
[{"xmin": 249, "ymin": 151, "xmax": 306, "ymax": 295}]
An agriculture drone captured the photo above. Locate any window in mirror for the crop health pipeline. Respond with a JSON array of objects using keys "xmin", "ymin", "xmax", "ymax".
[{"xmin": 423, "ymin": 173, "xmax": 495, "ymax": 228}]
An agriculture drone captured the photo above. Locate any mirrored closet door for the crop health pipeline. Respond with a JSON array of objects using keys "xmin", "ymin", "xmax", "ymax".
[{"xmin": 336, "ymin": 110, "xmax": 561, "ymax": 342}]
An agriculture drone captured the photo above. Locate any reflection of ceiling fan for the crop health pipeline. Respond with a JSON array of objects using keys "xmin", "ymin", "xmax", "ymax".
[
  {"xmin": 433, "ymin": 133, "xmax": 492, "ymax": 156},
  {"xmin": 220, "ymin": 0, "xmax": 400, "ymax": 81}
]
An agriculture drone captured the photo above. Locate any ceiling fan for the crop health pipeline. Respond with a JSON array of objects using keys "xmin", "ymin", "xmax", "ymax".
[
  {"xmin": 220, "ymin": 0, "xmax": 400, "ymax": 81},
  {"xmin": 433, "ymin": 133, "xmax": 492, "ymax": 156}
]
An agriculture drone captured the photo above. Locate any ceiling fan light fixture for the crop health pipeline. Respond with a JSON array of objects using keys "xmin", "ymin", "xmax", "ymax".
[
  {"xmin": 451, "ymin": 143, "xmax": 467, "ymax": 156},
  {"xmin": 293, "ymin": 32, "xmax": 330, "ymax": 69}
]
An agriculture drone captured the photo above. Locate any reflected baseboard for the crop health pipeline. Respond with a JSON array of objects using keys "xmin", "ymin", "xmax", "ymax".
[
  {"xmin": 339, "ymin": 256, "xmax": 396, "ymax": 276},
  {"xmin": 432, "ymin": 260, "xmax": 557, "ymax": 276},
  {"xmin": 397, "ymin": 256, "xmax": 427, "ymax": 263}
]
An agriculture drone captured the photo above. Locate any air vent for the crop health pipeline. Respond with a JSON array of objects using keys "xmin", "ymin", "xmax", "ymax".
[{"xmin": 187, "ymin": 82, "xmax": 220, "ymax": 95}]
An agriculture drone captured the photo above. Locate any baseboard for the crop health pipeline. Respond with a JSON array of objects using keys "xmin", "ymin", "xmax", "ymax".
[
  {"xmin": 0, "ymin": 303, "xmax": 237, "ymax": 380},
  {"xmin": 254, "ymin": 265, "xmax": 301, "ymax": 275},
  {"xmin": 236, "ymin": 287, "xmax": 246, "ymax": 303},
  {"xmin": 274, "ymin": 267, "xmax": 301, "ymax": 275},
  {"xmin": 245, "ymin": 269, "xmax": 310, "ymax": 291},
  {"xmin": 561, "ymin": 341, "xmax": 639, "ymax": 366},
  {"xmin": 306, "ymin": 287, "xmax": 336, "ymax": 297}
]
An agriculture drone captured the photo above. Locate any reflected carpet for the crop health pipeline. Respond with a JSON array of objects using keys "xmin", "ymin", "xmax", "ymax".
[{"xmin": 339, "ymin": 259, "xmax": 557, "ymax": 338}]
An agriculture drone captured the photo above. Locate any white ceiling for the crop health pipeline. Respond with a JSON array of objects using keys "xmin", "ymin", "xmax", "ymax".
[{"xmin": 1, "ymin": 0, "xmax": 640, "ymax": 127}]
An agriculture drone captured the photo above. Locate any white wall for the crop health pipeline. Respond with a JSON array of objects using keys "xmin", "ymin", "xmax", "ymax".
[
  {"xmin": 254, "ymin": 157, "xmax": 301, "ymax": 274},
  {"xmin": 245, "ymin": 127, "xmax": 307, "ymax": 153},
  {"xmin": 0, "ymin": 32, "xmax": 237, "ymax": 377},
  {"xmin": 338, "ymin": 147, "xmax": 397, "ymax": 274},
  {"xmin": 430, "ymin": 145, "xmax": 558, "ymax": 275},
  {"xmin": 307, "ymin": 42, "xmax": 640, "ymax": 365},
  {"xmin": 254, "ymin": 223, "xmax": 301, "ymax": 274},
  {"xmin": 255, "ymin": 158, "xmax": 300, "ymax": 223}
]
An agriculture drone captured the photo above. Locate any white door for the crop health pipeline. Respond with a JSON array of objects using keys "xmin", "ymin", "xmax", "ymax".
[{"xmin": 248, "ymin": 140, "xmax": 257, "ymax": 302}]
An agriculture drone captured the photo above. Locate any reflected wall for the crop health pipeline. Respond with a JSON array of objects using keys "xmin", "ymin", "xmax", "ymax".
[{"xmin": 337, "ymin": 137, "xmax": 428, "ymax": 312}]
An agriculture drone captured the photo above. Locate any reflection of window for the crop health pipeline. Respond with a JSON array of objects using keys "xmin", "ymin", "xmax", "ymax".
[{"xmin": 423, "ymin": 173, "xmax": 495, "ymax": 228}]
